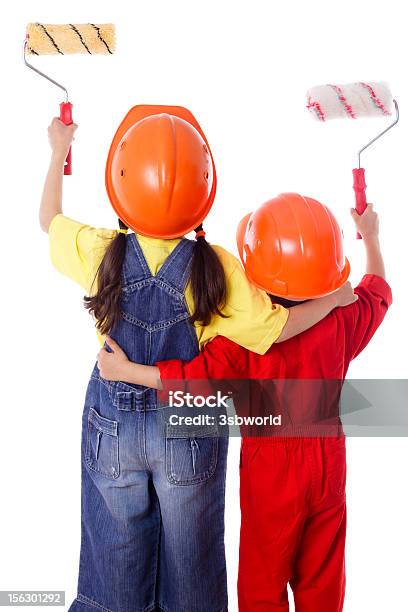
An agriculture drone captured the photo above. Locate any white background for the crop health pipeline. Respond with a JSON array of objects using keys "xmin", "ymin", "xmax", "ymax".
[{"xmin": 1, "ymin": 1, "xmax": 407, "ymax": 610}]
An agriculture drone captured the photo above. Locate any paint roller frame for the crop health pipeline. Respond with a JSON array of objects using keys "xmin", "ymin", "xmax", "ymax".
[{"xmin": 353, "ymin": 98, "xmax": 399, "ymax": 237}]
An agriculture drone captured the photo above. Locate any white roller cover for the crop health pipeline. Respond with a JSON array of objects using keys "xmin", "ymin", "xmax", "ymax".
[{"xmin": 307, "ymin": 82, "xmax": 393, "ymax": 121}]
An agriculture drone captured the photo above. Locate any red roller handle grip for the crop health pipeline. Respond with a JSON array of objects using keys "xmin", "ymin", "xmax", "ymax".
[
  {"xmin": 352, "ymin": 167, "xmax": 367, "ymax": 240},
  {"xmin": 60, "ymin": 102, "xmax": 73, "ymax": 175}
]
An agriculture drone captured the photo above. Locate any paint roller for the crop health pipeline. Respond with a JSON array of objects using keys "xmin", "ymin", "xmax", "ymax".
[
  {"xmin": 306, "ymin": 82, "xmax": 399, "ymax": 238},
  {"xmin": 23, "ymin": 23, "xmax": 116, "ymax": 174}
]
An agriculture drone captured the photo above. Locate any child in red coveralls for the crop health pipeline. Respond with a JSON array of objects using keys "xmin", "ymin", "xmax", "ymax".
[{"xmin": 97, "ymin": 195, "xmax": 391, "ymax": 612}]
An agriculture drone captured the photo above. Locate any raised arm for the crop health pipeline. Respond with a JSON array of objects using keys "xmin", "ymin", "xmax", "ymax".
[
  {"xmin": 340, "ymin": 204, "xmax": 391, "ymax": 361},
  {"xmin": 351, "ymin": 204, "xmax": 385, "ymax": 279},
  {"xmin": 39, "ymin": 118, "xmax": 77, "ymax": 232}
]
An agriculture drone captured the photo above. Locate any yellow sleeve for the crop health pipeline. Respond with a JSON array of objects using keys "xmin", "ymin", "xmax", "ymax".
[
  {"xmin": 49, "ymin": 214, "xmax": 117, "ymax": 293},
  {"xmin": 200, "ymin": 246, "xmax": 289, "ymax": 354}
]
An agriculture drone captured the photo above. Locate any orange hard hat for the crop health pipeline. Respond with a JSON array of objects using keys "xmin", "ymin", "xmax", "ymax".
[
  {"xmin": 236, "ymin": 193, "xmax": 350, "ymax": 299},
  {"xmin": 106, "ymin": 105, "xmax": 216, "ymax": 238}
]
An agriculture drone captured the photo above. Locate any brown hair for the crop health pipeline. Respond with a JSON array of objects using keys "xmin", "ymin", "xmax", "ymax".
[{"xmin": 84, "ymin": 221, "xmax": 227, "ymax": 335}]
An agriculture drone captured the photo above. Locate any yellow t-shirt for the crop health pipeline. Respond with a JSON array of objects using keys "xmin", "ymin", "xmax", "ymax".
[{"xmin": 49, "ymin": 214, "xmax": 288, "ymax": 354}]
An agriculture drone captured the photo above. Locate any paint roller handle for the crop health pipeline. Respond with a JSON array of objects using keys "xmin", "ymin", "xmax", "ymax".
[
  {"xmin": 60, "ymin": 102, "xmax": 73, "ymax": 175},
  {"xmin": 352, "ymin": 168, "xmax": 367, "ymax": 240}
]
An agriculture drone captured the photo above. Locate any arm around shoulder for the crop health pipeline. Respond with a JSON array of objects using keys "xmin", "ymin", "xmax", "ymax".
[{"xmin": 275, "ymin": 283, "xmax": 358, "ymax": 343}]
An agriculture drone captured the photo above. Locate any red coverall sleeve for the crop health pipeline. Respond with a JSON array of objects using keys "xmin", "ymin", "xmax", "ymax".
[
  {"xmin": 157, "ymin": 336, "xmax": 247, "ymax": 380},
  {"xmin": 156, "ymin": 337, "xmax": 248, "ymax": 402},
  {"xmin": 341, "ymin": 274, "xmax": 392, "ymax": 362}
]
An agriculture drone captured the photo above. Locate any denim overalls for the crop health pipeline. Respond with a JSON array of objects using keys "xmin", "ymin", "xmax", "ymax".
[{"xmin": 68, "ymin": 235, "xmax": 228, "ymax": 612}]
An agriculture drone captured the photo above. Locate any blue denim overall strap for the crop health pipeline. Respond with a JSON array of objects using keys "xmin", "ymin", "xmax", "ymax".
[
  {"xmin": 121, "ymin": 233, "xmax": 195, "ymax": 293},
  {"xmin": 105, "ymin": 234, "xmax": 199, "ymax": 411}
]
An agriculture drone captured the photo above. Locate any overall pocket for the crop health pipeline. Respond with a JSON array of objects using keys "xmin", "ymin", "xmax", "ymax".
[
  {"xmin": 85, "ymin": 407, "xmax": 120, "ymax": 479},
  {"xmin": 165, "ymin": 423, "xmax": 219, "ymax": 485}
]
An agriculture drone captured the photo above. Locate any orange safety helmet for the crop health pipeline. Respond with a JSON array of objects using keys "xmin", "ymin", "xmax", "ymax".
[
  {"xmin": 105, "ymin": 105, "xmax": 217, "ymax": 238},
  {"xmin": 236, "ymin": 193, "xmax": 350, "ymax": 299}
]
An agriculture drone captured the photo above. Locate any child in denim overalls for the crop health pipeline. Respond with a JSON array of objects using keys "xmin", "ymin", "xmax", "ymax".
[{"xmin": 40, "ymin": 108, "xmax": 357, "ymax": 612}]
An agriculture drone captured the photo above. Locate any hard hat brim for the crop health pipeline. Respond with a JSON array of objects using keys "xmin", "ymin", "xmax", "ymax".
[{"xmin": 246, "ymin": 256, "xmax": 352, "ymax": 300}]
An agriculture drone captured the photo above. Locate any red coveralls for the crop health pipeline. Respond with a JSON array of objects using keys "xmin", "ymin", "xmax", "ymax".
[{"xmin": 157, "ymin": 275, "xmax": 392, "ymax": 611}]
